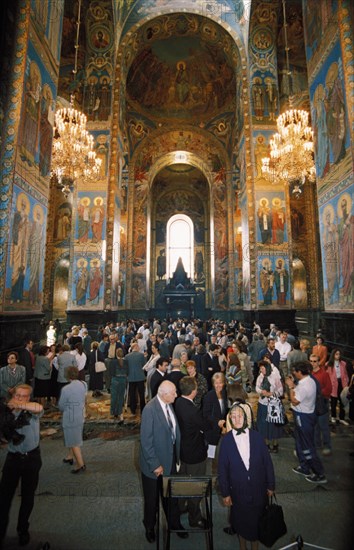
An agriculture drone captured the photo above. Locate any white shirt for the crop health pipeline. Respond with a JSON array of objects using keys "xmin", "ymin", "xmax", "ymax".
[
  {"xmin": 157, "ymin": 396, "xmax": 176, "ymax": 439},
  {"xmin": 334, "ymin": 361, "xmax": 341, "ymax": 379},
  {"xmin": 275, "ymin": 341, "xmax": 291, "ymax": 361},
  {"xmin": 70, "ymin": 350, "xmax": 86, "ymax": 371},
  {"xmin": 293, "ymin": 375, "xmax": 316, "ymax": 413},
  {"xmin": 232, "ymin": 428, "xmax": 250, "ymax": 470}
]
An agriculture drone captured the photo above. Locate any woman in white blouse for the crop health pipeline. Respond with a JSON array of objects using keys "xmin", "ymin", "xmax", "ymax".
[{"xmin": 70, "ymin": 343, "xmax": 87, "ymax": 381}]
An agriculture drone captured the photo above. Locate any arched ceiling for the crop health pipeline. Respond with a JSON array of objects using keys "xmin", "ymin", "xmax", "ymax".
[{"xmin": 125, "ymin": 12, "xmax": 239, "ymax": 125}]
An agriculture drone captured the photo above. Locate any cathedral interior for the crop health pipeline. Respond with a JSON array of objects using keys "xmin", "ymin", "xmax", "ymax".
[{"xmin": 0, "ymin": 0, "xmax": 353, "ymax": 355}]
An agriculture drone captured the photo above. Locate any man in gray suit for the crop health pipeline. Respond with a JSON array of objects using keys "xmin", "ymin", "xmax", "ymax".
[{"xmin": 140, "ymin": 381, "xmax": 188, "ymax": 543}]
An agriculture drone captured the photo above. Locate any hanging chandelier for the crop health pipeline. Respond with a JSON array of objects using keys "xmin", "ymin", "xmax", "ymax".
[
  {"xmin": 50, "ymin": 0, "xmax": 101, "ymax": 197},
  {"xmin": 51, "ymin": 98, "xmax": 102, "ymax": 196},
  {"xmin": 261, "ymin": 0, "xmax": 316, "ymax": 197}
]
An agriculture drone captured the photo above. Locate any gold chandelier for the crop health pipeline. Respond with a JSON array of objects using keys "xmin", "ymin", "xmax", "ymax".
[
  {"xmin": 261, "ymin": 0, "xmax": 316, "ymax": 197},
  {"xmin": 50, "ymin": 0, "xmax": 101, "ymax": 197},
  {"xmin": 51, "ymin": 98, "xmax": 102, "ymax": 196}
]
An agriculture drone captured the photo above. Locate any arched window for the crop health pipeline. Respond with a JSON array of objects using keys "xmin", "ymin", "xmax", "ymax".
[{"xmin": 166, "ymin": 215, "xmax": 194, "ymax": 279}]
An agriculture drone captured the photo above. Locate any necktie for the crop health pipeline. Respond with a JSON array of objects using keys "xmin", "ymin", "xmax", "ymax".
[{"xmin": 166, "ymin": 404, "xmax": 175, "ymax": 444}]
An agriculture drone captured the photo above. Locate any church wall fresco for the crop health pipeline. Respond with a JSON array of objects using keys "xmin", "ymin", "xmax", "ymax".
[
  {"xmin": 258, "ymin": 255, "xmax": 289, "ymax": 308},
  {"xmin": 0, "ymin": 1, "xmax": 30, "ymax": 306},
  {"xmin": 4, "ymin": 181, "xmax": 47, "ymax": 311},
  {"xmin": 303, "ymin": 1, "xmax": 354, "ymax": 314},
  {"xmin": 318, "ymin": 182, "xmax": 353, "ymax": 312},
  {"xmin": 0, "ymin": 1, "xmax": 64, "ymax": 313},
  {"xmin": 31, "ymin": 0, "xmax": 64, "ymax": 64},
  {"xmin": 240, "ymin": 189, "xmax": 250, "ymax": 308},
  {"xmin": 303, "ymin": 0, "xmax": 338, "ymax": 65},
  {"xmin": 309, "ymin": 39, "xmax": 350, "ymax": 183},
  {"xmin": 16, "ymin": 40, "xmax": 57, "ymax": 184},
  {"xmin": 256, "ymin": 191, "xmax": 288, "ymax": 247},
  {"xmin": 249, "ymin": 1, "xmax": 279, "ymax": 125},
  {"xmin": 74, "ymin": 192, "xmax": 106, "ymax": 246},
  {"xmin": 277, "ymin": 1, "xmax": 309, "ymax": 111},
  {"xmin": 70, "ymin": 255, "xmax": 104, "ymax": 309},
  {"xmin": 53, "ymin": 200, "xmax": 72, "ymax": 247}
]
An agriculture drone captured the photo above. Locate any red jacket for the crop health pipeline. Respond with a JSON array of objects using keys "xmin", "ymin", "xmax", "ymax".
[
  {"xmin": 326, "ymin": 361, "xmax": 349, "ymax": 397},
  {"xmin": 312, "ymin": 367, "xmax": 332, "ymax": 399}
]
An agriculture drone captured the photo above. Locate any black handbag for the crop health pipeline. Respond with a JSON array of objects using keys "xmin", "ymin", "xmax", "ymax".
[{"xmin": 258, "ymin": 494, "xmax": 287, "ymax": 547}]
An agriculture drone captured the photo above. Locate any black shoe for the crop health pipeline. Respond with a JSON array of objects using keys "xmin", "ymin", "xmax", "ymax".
[
  {"xmin": 18, "ymin": 531, "xmax": 30, "ymax": 546},
  {"xmin": 71, "ymin": 465, "xmax": 86, "ymax": 474},
  {"xmin": 63, "ymin": 458, "xmax": 74, "ymax": 465},
  {"xmin": 223, "ymin": 526, "xmax": 235, "ymax": 535},
  {"xmin": 145, "ymin": 528, "xmax": 155, "ymax": 543}
]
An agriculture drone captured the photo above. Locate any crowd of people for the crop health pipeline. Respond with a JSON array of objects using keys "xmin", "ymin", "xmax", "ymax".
[{"xmin": 0, "ymin": 317, "xmax": 353, "ymax": 548}]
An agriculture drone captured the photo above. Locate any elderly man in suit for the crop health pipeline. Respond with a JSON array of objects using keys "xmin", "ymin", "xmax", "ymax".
[{"xmin": 140, "ymin": 380, "xmax": 188, "ymax": 543}]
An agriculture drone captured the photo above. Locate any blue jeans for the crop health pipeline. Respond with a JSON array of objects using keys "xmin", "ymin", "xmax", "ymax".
[
  {"xmin": 293, "ymin": 411, "xmax": 325, "ymax": 476},
  {"xmin": 110, "ymin": 376, "xmax": 127, "ymax": 416}
]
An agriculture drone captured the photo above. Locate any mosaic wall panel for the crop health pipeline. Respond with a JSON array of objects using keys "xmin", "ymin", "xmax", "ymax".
[
  {"xmin": 257, "ymin": 255, "xmax": 290, "ymax": 308},
  {"xmin": 4, "ymin": 182, "xmax": 47, "ymax": 311}
]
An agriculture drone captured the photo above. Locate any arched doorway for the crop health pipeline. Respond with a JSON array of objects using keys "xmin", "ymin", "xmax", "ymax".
[{"xmin": 150, "ymin": 163, "xmax": 211, "ymax": 318}]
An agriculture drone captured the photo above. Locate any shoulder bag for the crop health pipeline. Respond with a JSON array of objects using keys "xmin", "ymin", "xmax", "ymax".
[
  {"xmin": 266, "ymin": 394, "xmax": 286, "ymax": 424},
  {"xmin": 95, "ymin": 350, "xmax": 106, "ymax": 373}
]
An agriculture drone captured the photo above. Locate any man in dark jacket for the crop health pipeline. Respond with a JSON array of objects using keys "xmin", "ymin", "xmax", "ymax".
[{"xmin": 175, "ymin": 376, "xmax": 211, "ymax": 528}]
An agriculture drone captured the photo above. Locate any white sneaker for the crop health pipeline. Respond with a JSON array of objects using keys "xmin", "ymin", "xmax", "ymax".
[
  {"xmin": 330, "ymin": 418, "xmax": 336, "ymax": 424},
  {"xmin": 339, "ymin": 419, "xmax": 349, "ymax": 426}
]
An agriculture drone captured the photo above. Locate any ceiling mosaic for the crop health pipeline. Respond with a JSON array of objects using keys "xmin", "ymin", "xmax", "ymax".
[
  {"xmin": 125, "ymin": 13, "xmax": 238, "ymax": 124},
  {"xmin": 118, "ymin": 0, "xmax": 251, "ymax": 42}
]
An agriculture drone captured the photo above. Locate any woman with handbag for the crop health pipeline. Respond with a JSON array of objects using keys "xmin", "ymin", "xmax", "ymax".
[
  {"xmin": 256, "ymin": 359, "xmax": 284, "ymax": 453},
  {"xmin": 218, "ymin": 402, "xmax": 275, "ymax": 550},
  {"xmin": 88, "ymin": 341, "xmax": 105, "ymax": 398},
  {"xmin": 59, "ymin": 366, "xmax": 87, "ymax": 473}
]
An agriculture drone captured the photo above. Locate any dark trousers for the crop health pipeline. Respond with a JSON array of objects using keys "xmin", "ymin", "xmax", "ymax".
[
  {"xmin": 128, "ymin": 381, "xmax": 145, "ymax": 414},
  {"xmin": 142, "ymin": 473, "xmax": 181, "ymax": 531},
  {"xmin": 293, "ymin": 411, "xmax": 324, "ymax": 476},
  {"xmin": 179, "ymin": 460, "xmax": 206, "ymax": 524},
  {"xmin": 331, "ymin": 378, "xmax": 345, "ymax": 420},
  {"xmin": 0, "ymin": 449, "xmax": 42, "ymax": 540},
  {"xmin": 110, "ymin": 376, "xmax": 127, "ymax": 416}
]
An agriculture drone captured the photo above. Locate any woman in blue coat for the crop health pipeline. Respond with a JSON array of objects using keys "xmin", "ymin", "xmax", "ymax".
[{"xmin": 218, "ymin": 403, "xmax": 275, "ymax": 550}]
